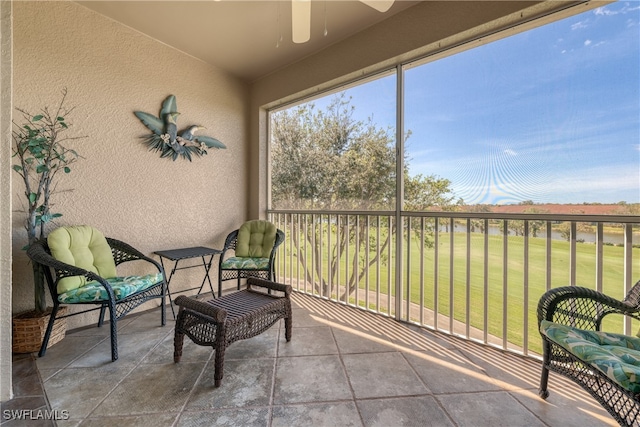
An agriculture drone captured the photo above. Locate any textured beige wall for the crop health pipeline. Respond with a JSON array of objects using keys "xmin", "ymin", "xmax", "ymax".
[
  {"xmin": 1, "ymin": 0, "xmax": 13, "ymax": 402},
  {"xmin": 11, "ymin": 1, "xmax": 249, "ymax": 329}
]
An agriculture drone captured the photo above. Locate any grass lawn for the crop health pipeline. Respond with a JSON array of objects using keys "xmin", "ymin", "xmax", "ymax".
[{"xmin": 279, "ymin": 226, "xmax": 639, "ymax": 355}]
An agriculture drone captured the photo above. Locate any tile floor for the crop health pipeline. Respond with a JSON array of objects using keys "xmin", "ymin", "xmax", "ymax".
[{"xmin": 2, "ymin": 292, "xmax": 616, "ymax": 426}]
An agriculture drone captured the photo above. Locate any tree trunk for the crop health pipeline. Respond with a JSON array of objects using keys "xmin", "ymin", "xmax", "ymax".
[{"xmin": 32, "ymin": 262, "xmax": 47, "ymax": 314}]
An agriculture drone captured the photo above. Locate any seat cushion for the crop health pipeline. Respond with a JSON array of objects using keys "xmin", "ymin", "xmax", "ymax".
[
  {"xmin": 58, "ymin": 273, "xmax": 163, "ymax": 304},
  {"xmin": 48, "ymin": 226, "xmax": 117, "ymax": 294},
  {"xmin": 541, "ymin": 320, "xmax": 640, "ymax": 393},
  {"xmin": 221, "ymin": 257, "xmax": 270, "ymax": 270},
  {"xmin": 235, "ymin": 220, "xmax": 277, "ymax": 258}
]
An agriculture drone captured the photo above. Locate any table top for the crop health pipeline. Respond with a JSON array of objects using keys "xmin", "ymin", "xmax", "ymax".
[{"xmin": 154, "ymin": 246, "xmax": 222, "ymax": 260}]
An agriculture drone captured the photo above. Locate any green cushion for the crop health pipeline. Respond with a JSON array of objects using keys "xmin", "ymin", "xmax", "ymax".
[
  {"xmin": 541, "ymin": 320, "xmax": 640, "ymax": 393},
  {"xmin": 235, "ymin": 220, "xmax": 277, "ymax": 258},
  {"xmin": 221, "ymin": 257, "xmax": 270, "ymax": 270},
  {"xmin": 57, "ymin": 273, "xmax": 163, "ymax": 304},
  {"xmin": 48, "ymin": 226, "xmax": 117, "ymax": 294}
]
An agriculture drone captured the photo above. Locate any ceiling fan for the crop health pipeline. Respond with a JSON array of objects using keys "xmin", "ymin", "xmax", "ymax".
[{"xmin": 292, "ymin": 0, "xmax": 395, "ymax": 43}]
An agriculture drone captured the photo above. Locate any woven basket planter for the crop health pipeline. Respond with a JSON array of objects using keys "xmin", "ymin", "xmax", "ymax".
[{"xmin": 12, "ymin": 306, "xmax": 67, "ymax": 353}]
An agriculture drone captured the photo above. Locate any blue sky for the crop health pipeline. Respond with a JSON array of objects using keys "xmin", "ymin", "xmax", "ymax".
[{"xmin": 311, "ymin": 2, "xmax": 640, "ymax": 205}]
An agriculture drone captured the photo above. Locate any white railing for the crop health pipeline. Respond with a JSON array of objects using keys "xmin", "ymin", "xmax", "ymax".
[{"xmin": 268, "ymin": 210, "xmax": 640, "ymax": 357}]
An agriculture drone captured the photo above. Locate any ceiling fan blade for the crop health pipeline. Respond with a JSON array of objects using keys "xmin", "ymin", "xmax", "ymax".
[
  {"xmin": 359, "ymin": 0, "xmax": 395, "ymax": 13},
  {"xmin": 292, "ymin": 0, "xmax": 311, "ymax": 44}
]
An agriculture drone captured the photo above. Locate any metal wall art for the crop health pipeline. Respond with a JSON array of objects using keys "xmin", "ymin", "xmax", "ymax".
[{"xmin": 134, "ymin": 95, "xmax": 226, "ymax": 161}]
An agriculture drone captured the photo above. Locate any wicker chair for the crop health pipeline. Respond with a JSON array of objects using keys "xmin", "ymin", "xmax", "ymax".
[
  {"xmin": 27, "ymin": 226, "xmax": 167, "ymax": 361},
  {"xmin": 218, "ymin": 220, "xmax": 285, "ymax": 296},
  {"xmin": 174, "ymin": 277, "xmax": 292, "ymax": 387},
  {"xmin": 537, "ymin": 282, "xmax": 640, "ymax": 426}
]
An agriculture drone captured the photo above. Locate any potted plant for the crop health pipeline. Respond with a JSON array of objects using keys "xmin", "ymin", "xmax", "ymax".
[{"xmin": 11, "ymin": 88, "xmax": 84, "ymax": 352}]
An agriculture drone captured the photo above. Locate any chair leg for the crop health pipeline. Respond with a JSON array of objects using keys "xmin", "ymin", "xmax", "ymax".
[
  {"xmin": 285, "ymin": 315, "xmax": 292, "ymax": 342},
  {"xmin": 108, "ymin": 302, "xmax": 118, "ymax": 361},
  {"xmin": 174, "ymin": 322, "xmax": 184, "ymax": 363},
  {"xmin": 98, "ymin": 305, "xmax": 107, "ymax": 327},
  {"xmin": 38, "ymin": 305, "xmax": 60, "ymax": 358},
  {"xmin": 214, "ymin": 340, "xmax": 227, "ymax": 387},
  {"xmin": 539, "ymin": 341, "xmax": 551, "ymax": 399}
]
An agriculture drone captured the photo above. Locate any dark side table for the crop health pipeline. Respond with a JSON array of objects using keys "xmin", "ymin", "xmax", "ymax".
[{"xmin": 154, "ymin": 246, "xmax": 222, "ymax": 318}]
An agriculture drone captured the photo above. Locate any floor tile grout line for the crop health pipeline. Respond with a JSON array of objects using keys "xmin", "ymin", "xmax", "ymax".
[
  {"xmin": 331, "ymin": 324, "xmax": 367, "ymax": 427},
  {"xmin": 171, "ymin": 327, "xmax": 216, "ymax": 427},
  {"xmin": 266, "ymin": 320, "xmax": 284, "ymax": 427},
  {"xmin": 507, "ymin": 389, "xmax": 553, "ymax": 427},
  {"xmin": 69, "ymin": 315, "xmax": 175, "ymax": 423}
]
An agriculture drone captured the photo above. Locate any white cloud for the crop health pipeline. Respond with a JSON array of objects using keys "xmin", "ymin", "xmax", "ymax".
[
  {"xmin": 504, "ymin": 149, "xmax": 517, "ymax": 156},
  {"xmin": 571, "ymin": 21, "xmax": 588, "ymax": 30},
  {"xmin": 584, "ymin": 39, "xmax": 592, "ymax": 46},
  {"xmin": 594, "ymin": 4, "xmax": 640, "ymax": 17},
  {"xmin": 594, "ymin": 6, "xmax": 617, "ymax": 16}
]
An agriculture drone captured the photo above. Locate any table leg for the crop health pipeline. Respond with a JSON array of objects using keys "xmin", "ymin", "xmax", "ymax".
[
  {"xmin": 195, "ymin": 255, "xmax": 216, "ymax": 298},
  {"xmin": 160, "ymin": 257, "xmax": 180, "ymax": 319}
]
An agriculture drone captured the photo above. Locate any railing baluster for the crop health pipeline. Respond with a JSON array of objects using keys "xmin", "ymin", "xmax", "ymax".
[
  {"xmin": 546, "ymin": 221, "xmax": 552, "ymax": 292},
  {"xmin": 524, "ymin": 220, "xmax": 529, "ymax": 356},
  {"xmin": 328, "ymin": 214, "xmax": 332, "ymax": 299},
  {"xmin": 570, "ymin": 221, "xmax": 577, "ymax": 286},
  {"xmin": 483, "ymin": 218, "xmax": 489, "ymax": 344},
  {"xmin": 388, "ymin": 215, "xmax": 393, "ymax": 316},
  {"xmin": 355, "ymin": 215, "xmax": 360, "ymax": 308},
  {"xmin": 406, "ymin": 217, "xmax": 412, "ymax": 321},
  {"xmin": 466, "ymin": 218, "xmax": 471, "ymax": 339},
  {"xmin": 449, "ymin": 217, "xmax": 454, "ymax": 334},
  {"xmin": 503, "ymin": 219, "xmax": 508, "ymax": 350},
  {"xmin": 624, "ymin": 223, "xmax": 633, "ymax": 335},
  {"xmin": 376, "ymin": 216, "xmax": 381, "ymax": 313},
  {"xmin": 434, "ymin": 217, "xmax": 439, "ymax": 331},
  {"xmin": 596, "ymin": 222, "xmax": 603, "ymax": 293},
  {"xmin": 420, "ymin": 217, "xmax": 425, "ymax": 325},
  {"xmin": 296, "ymin": 214, "xmax": 301, "ymax": 290}
]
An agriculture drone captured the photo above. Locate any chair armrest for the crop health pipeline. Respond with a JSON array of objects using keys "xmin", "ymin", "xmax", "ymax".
[
  {"xmin": 175, "ymin": 295, "xmax": 227, "ymax": 322},
  {"xmin": 247, "ymin": 278, "xmax": 291, "ymax": 297},
  {"xmin": 537, "ymin": 286, "xmax": 640, "ymax": 331}
]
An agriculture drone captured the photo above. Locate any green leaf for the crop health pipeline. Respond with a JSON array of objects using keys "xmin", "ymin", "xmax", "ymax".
[
  {"xmin": 64, "ymin": 167, "xmax": 71, "ymax": 173},
  {"xmin": 28, "ymin": 192, "xmax": 37, "ymax": 204},
  {"xmin": 160, "ymin": 95, "xmax": 178, "ymax": 117},
  {"xmin": 36, "ymin": 164, "xmax": 48, "ymax": 174},
  {"xmin": 57, "ymin": 116, "xmax": 65, "ymax": 121},
  {"xmin": 51, "ymin": 213, "xmax": 63, "ymax": 219},
  {"xmin": 32, "ymin": 115, "xmax": 43, "ymax": 121},
  {"xmin": 60, "ymin": 122, "xmax": 68, "ymax": 129},
  {"xmin": 12, "ymin": 165, "xmax": 23, "ymax": 172}
]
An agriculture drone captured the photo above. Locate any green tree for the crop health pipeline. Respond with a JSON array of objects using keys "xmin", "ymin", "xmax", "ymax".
[
  {"xmin": 556, "ymin": 210, "xmax": 591, "ymax": 241},
  {"xmin": 271, "ymin": 95, "xmax": 457, "ymax": 298},
  {"xmin": 503, "ymin": 207, "xmax": 550, "ymax": 237}
]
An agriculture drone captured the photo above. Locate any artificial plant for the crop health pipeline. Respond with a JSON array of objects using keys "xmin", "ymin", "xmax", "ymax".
[{"xmin": 11, "ymin": 89, "xmax": 84, "ymax": 314}]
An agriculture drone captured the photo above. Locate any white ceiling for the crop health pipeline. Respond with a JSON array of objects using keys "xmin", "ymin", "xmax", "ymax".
[{"xmin": 77, "ymin": 1, "xmax": 419, "ymax": 82}]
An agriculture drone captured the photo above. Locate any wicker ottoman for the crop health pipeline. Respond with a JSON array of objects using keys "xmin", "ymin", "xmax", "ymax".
[{"xmin": 173, "ymin": 277, "xmax": 292, "ymax": 387}]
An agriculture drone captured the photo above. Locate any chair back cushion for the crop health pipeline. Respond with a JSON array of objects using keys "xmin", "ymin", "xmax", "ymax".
[
  {"xmin": 47, "ymin": 226, "xmax": 117, "ymax": 294},
  {"xmin": 235, "ymin": 220, "xmax": 277, "ymax": 258}
]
